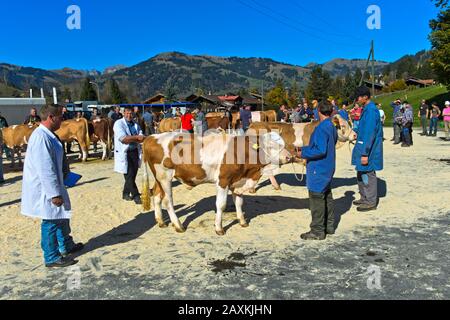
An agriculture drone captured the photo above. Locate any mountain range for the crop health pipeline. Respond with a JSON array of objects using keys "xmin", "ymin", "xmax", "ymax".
[{"xmin": 0, "ymin": 51, "xmax": 428, "ymax": 101}]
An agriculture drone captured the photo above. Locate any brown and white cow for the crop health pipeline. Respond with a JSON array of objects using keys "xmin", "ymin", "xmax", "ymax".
[
  {"xmin": 1, "ymin": 123, "xmax": 38, "ymax": 166},
  {"xmin": 263, "ymin": 110, "xmax": 277, "ymax": 122},
  {"xmin": 56, "ymin": 118, "xmax": 91, "ymax": 162},
  {"xmin": 88, "ymin": 118, "xmax": 112, "ymax": 160},
  {"xmin": 141, "ymin": 131, "xmax": 295, "ymax": 235}
]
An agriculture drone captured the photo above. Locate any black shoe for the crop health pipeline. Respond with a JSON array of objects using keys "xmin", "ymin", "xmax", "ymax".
[
  {"xmin": 300, "ymin": 232, "xmax": 326, "ymax": 241},
  {"xmin": 123, "ymin": 194, "xmax": 133, "ymax": 201},
  {"xmin": 326, "ymin": 229, "xmax": 335, "ymax": 235},
  {"xmin": 393, "ymin": 142, "xmax": 401, "ymax": 145},
  {"xmin": 401, "ymin": 144, "xmax": 410, "ymax": 148},
  {"xmin": 133, "ymin": 196, "xmax": 142, "ymax": 205},
  {"xmin": 45, "ymin": 257, "xmax": 78, "ymax": 268},
  {"xmin": 357, "ymin": 203, "xmax": 378, "ymax": 212},
  {"xmin": 353, "ymin": 199, "xmax": 367, "ymax": 206},
  {"xmin": 61, "ymin": 243, "xmax": 84, "ymax": 257}
]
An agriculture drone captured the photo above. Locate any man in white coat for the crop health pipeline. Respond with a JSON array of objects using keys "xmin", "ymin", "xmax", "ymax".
[
  {"xmin": 114, "ymin": 106, "xmax": 145, "ymax": 204},
  {"xmin": 21, "ymin": 104, "xmax": 83, "ymax": 268}
]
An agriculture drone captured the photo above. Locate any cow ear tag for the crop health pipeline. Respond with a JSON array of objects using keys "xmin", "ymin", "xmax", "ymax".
[{"xmin": 252, "ymin": 143, "xmax": 260, "ymax": 150}]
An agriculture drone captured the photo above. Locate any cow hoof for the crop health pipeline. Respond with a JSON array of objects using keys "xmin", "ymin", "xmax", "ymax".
[
  {"xmin": 186, "ymin": 186, "xmax": 194, "ymax": 190},
  {"xmin": 157, "ymin": 222, "xmax": 168, "ymax": 228},
  {"xmin": 249, "ymin": 189, "xmax": 256, "ymax": 194},
  {"xmin": 175, "ymin": 226, "xmax": 186, "ymax": 233},
  {"xmin": 273, "ymin": 186, "xmax": 282, "ymax": 191},
  {"xmin": 215, "ymin": 229, "xmax": 226, "ymax": 236},
  {"xmin": 240, "ymin": 221, "xmax": 249, "ymax": 228}
]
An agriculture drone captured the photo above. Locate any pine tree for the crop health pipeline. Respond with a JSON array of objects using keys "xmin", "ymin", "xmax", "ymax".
[
  {"xmin": 109, "ymin": 78, "xmax": 126, "ymax": 104},
  {"xmin": 79, "ymin": 78, "xmax": 98, "ymax": 101},
  {"xmin": 288, "ymin": 80, "xmax": 300, "ymax": 108},
  {"xmin": 61, "ymin": 87, "xmax": 72, "ymax": 103},
  {"xmin": 429, "ymin": 6, "xmax": 450, "ymax": 88}
]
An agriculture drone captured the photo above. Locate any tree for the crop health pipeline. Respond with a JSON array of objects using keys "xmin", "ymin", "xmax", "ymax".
[
  {"xmin": 79, "ymin": 78, "xmax": 98, "ymax": 101},
  {"xmin": 429, "ymin": 7, "xmax": 450, "ymax": 88},
  {"xmin": 61, "ymin": 87, "xmax": 72, "ymax": 103},
  {"xmin": 109, "ymin": 78, "xmax": 127, "ymax": 104},
  {"xmin": 265, "ymin": 79, "xmax": 287, "ymax": 106},
  {"xmin": 305, "ymin": 67, "xmax": 331, "ymax": 101},
  {"xmin": 288, "ymin": 80, "xmax": 300, "ymax": 108}
]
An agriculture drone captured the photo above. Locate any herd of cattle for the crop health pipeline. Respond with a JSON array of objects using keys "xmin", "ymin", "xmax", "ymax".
[
  {"xmin": 1, "ymin": 110, "xmax": 356, "ymax": 235},
  {"xmin": 0, "ymin": 110, "xmax": 278, "ymax": 166}
]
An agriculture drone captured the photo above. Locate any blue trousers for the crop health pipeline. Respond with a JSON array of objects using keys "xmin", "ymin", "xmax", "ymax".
[
  {"xmin": 41, "ymin": 219, "xmax": 76, "ymax": 264},
  {"xmin": 429, "ymin": 118, "xmax": 438, "ymax": 135}
]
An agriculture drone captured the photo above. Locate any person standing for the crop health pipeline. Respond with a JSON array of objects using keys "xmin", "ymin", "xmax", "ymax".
[
  {"xmin": 21, "ymin": 104, "xmax": 83, "ymax": 268},
  {"xmin": 418, "ymin": 100, "xmax": 429, "ymax": 136},
  {"xmin": 352, "ymin": 86, "xmax": 383, "ymax": 212},
  {"xmin": 401, "ymin": 103, "xmax": 414, "ymax": 147},
  {"xmin": 350, "ymin": 103, "xmax": 363, "ymax": 131},
  {"xmin": 194, "ymin": 106, "xmax": 208, "ymax": 135},
  {"xmin": 312, "ymin": 100, "xmax": 320, "ymax": 121},
  {"xmin": 239, "ymin": 105, "xmax": 252, "ymax": 132},
  {"xmin": 143, "ymin": 107, "xmax": 155, "ymax": 136},
  {"xmin": 377, "ymin": 103, "xmax": 386, "ymax": 125},
  {"xmin": 0, "ymin": 111, "xmax": 12, "ymax": 161},
  {"xmin": 338, "ymin": 101, "xmax": 350, "ymax": 122},
  {"xmin": 24, "ymin": 107, "xmax": 42, "ymax": 125},
  {"xmin": 114, "ymin": 107, "xmax": 145, "ymax": 204},
  {"xmin": 277, "ymin": 105, "xmax": 288, "ymax": 122},
  {"xmin": 390, "ymin": 99, "xmax": 402, "ymax": 143},
  {"xmin": 181, "ymin": 108, "xmax": 195, "ymax": 133},
  {"xmin": 297, "ymin": 102, "xmax": 338, "ymax": 240},
  {"xmin": 111, "ymin": 106, "xmax": 123, "ymax": 123},
  {"xmin": 428, "ymin": 102, "xmax": 441, "ymax": 137},
  {"xmin": 443, "ymin": 101, "xmax": 450, "ymax": 141}
]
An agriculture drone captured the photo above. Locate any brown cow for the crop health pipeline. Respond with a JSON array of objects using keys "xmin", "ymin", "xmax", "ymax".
[
  {"xmin": 206, "ymin": 116, "xmax": 229, "ymax": 131},
  {"xmin": 158, "ymin": 117, "xmax": 182, "ymax": 133},
  {"xmin": 88, "ymin": 118, "xmax": 112, "ymax": 160},
  {"xmin": 141, "ymin": 131, "xmax": 294, "ymax": 235},
  {"xmin": 56, "ymin": 118, "xmax": 91, "ymax": 162},
  {"xmin": 263, "ymin": 110, "xmax": 277, "ymax": 122},
  {"xmin": 1, "ymin": 123, "xmax": 39, "ymax": 166}
]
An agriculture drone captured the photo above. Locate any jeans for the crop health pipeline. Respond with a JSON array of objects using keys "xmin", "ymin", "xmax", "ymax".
[
  {"xmin": 393, "ymin": 123, "xmax": 402, "ymax": 143},
  {"xmin": 123, "ymin": 149, "xmax": 139, "ymax": 198},
  {"xmin": 421, "ymin": 116, "xmax": 428, "ymax": 135},
  {"xmin": 356, "ymin": 171, "xmax": 378, "ymax": 206},
  {"xmin": 429, "ymin": 118, "xmax": 438, "ymax": 135},
  {"xmin": 402, "ymin": 123, "xmax": 413, "ymax": 145},
  {"xmin": 308, "ymin": 190, "xmax": 335, "ymax": 236},
  {"xmin": 41, "ymin": 219, "xmax": 76, "ymax": 264}
]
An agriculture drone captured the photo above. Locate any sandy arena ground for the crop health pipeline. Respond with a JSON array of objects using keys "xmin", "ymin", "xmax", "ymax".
[{"xmin": 0, "ymin": 129, "xmax": 449, "ymax": 300}]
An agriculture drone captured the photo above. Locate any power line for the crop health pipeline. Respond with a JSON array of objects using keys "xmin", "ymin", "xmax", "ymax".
[{"xmin": 241, "ymin": 0, "xmax": 367, "ymax": 47}]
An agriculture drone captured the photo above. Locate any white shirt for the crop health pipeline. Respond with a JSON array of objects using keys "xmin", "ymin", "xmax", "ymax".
[
  {"xmin": 113, "ymin": 118, "xmax": 143, "ymax": 174},
  {"xmin": 379, "ymin": 109, "xmax": 386, "ymax": 123},
  {"xmin": 21, "ymin": 125, "xmax": 71, "ymax": 220}
]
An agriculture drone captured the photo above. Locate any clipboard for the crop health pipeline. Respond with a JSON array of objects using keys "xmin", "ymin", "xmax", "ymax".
[{"xmin": 64, "ymin": 172, "xmax": 82, "ymax": 188}]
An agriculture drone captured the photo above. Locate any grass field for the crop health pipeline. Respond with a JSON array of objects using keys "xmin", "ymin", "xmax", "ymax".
[{"xmin": 373, "ymin": 85, "xmax": 450, "ymax": 127}]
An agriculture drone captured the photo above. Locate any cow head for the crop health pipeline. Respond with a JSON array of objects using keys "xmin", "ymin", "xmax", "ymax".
[
  {"xmin": 256, "ymin": 132, "xmax": 293, "ymax": 166},
  {"xmin": 332, "ymin": 115, "xmax": 357, "ymax": 144}
]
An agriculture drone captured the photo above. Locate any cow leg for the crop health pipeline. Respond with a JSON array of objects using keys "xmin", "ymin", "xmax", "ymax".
[
  {"xmin": 100, "ymin": 141, "xmax": 107, "ymax": 160},
  {"xmin": 159, "ymin": 177, "xmax": 185, "ymax": 233},
  {"xmin": 10, "ymin": 147, "xmax": 16, "ymax": 168},
  {"xmin": 153, "ymin": 187, "xmax": 167, "ymax": 228},
  {"xmin": 17, "ymin": 147, "xmax": 23, "ymax": 165},
  {"xmin": 215, "ymin": 186, "xmax": 229, "ymax": 236},
  {"xmin": 79, "ymin": 142, "xmax": 88, "ymax": 162},
  {"xmin": 232, "ymin": 193, "xmax": 248, "ymax": 227}
]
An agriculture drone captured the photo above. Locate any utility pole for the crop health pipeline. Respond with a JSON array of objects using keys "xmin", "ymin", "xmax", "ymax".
[
  {"xmin": 359, "ymin": 40, "xmax": 376, "ymax": 97},
  {"xmin": 261, "ymin": 80, "xmax": 264, "ymax": 112}
]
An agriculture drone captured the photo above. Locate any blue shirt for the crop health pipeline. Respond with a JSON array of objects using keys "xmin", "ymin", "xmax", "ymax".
[
  {"xmin": 301, "ymin": 118, "xmax": 338, "ymax": 193},
  {"xmin": 352, "ymin": 101, "xmax": 384, "ymax": 172},
  {"xmin": 143, "ymin": 111, "xmax": 153, "ymax": 123},
  {"xmin": 240, "ymin": 110, "xmax": 252, "ymax": 129},
  {"xmin": 313, "ymin": 109, "xmax": 319, "ymax": 121}
]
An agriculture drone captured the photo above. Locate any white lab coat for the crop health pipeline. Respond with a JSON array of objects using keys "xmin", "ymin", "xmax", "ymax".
[
  {"xmin": 21, "ymin": 125, "xmax": 71, "ymax": 220},
  {"xmin": 113, "ymin": 118, "xmax": 143, "ymax": 174}
]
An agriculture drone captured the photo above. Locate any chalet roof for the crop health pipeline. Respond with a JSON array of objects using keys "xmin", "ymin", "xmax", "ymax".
[
  {"xmin": 406, "ymin": 78, "xmax": 435, "ymax": 86},
  {"xmin": 143, "ymin": 93, "xmax": 166, "ymax": 104}
]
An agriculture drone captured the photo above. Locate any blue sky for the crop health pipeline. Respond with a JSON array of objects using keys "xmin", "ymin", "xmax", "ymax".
[{"xmin": 0, "ymin": 0, "xmax": 440, "ymax": 71}]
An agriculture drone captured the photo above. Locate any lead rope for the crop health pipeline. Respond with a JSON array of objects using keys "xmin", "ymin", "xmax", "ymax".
[{"xmin": 291, "ymin": 161, "xmax": 305, "ymax": 182}]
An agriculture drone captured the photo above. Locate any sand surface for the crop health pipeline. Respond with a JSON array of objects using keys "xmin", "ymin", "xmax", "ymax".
[{"xmin": 0, "ymin": 129, "xmax": 449, "ymax": 299}]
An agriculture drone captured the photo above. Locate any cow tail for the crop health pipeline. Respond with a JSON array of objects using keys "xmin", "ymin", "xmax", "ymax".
[
  {"xmin": 84, "ymin": 118, "xmax": 91, "ymax": 153},
  {"xmin": 141, "ymin": 152, "xmax": 153, "ymax": 212},
  {"xmin": 107, "ymin": 121, "xmax": 112, "ymax": 157}
]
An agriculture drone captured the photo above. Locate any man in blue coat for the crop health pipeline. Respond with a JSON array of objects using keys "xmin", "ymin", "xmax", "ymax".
[
  {"xmin": 352, "ymin": 86, "xmax": 384, "ymax": 212},
  {"xmin": 298, "ymin": 102, "xmax": 338, "ymax": 240}
]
